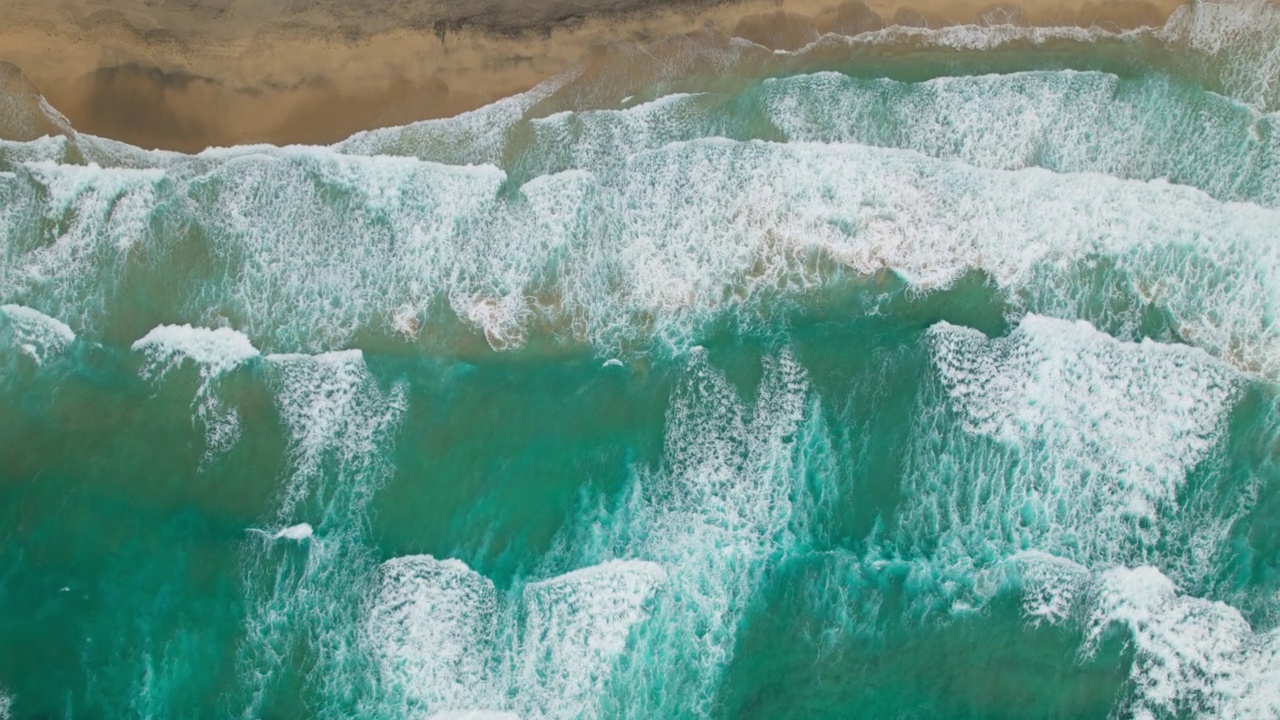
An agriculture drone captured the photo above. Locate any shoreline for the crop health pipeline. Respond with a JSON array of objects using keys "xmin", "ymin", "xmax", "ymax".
[{"xmin": 1, "ymin": 0, "xmax": 1187, "ymax": 152}]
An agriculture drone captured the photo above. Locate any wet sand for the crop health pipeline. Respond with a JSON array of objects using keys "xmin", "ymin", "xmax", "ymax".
[{"xmin": 0, "ymin": 0, "xmax": 1187, "ymax": 151}]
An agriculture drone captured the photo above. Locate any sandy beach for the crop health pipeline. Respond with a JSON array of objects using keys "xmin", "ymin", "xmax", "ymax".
[{"xmin": 1, "ymin": 0, "xmax": 1187, "ymax": 151}]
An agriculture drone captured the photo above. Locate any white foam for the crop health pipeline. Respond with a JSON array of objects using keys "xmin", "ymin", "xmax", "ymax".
[
  {"xmin": 525, "ymin": 92, "xmax": 711, "ymax": 176},
  {"xmin": 533, "ymin": 139, "xmax": 1277, "ymax": 367},
  {"xmin": 903, "ymin": 315, "xmax": 1240, "ymax": 576},
  {"xmin": 653, "ymin": 348, "xmax": 809, "ymax": 546},
  {"xmin": 6, "ymin": 130, "xmax": 1280, "ymax": 370},
  {"xmin": 73, "ymin": 132, "xmax": 189, "ymax": 170},
  {"xmin": 0, "ymin": 689, "xmax": 10, "ymax": 720},
  {"xmin": 516, "ymin": 560, "xmax": 665, "ymax": 719},
  {"xmin": 131, "ymin": 325, "xmax": 260, "ymax": 460},
  {"xmin": 367, "ymin": 555, "xmax": 501, "ymax": 714},
  {"xmin": 1085, "ymin": 565, "xmax": 1280, "ymax": 719},
  {"xmin": 1, "ymin": 161, "xmax": 163, "ymax": 332},
  {"xmin": 0, "ymin": 134, "xmax": 67, "ymax": 164},
  {"xmin": 1001, "ymin": 554, "xmax": 1280, "ymax": 717},
  {"xmin": 819, "ymin": 20, "xmax": 1124, "ymax": 53},
  {"xmin": 132, "ymin": 324, "xmax": 259, "ymax": 378},
  {"xmin": 261, "ymin": 349, "xmax": 410, "ymax": 530},
  {"xmin": 761, "ymin": 70, "xmax": 1279, "ymax": 207},
  {"xmin": 0, "ymin": 303, "xmax": 73, "ymax": 364},
  {"xmin": 260, "ymin": 349, "xmax": 409, "ymax": 523},
  {"xmin": 335, "ymin": 67, "xmax": 577, "ymax": 165},
  {"xmin": 1012, "ymin": 551, "xmax": 1091, "ymax": 627},
  {"xmin": 933, "ymin": 315, "xmax": 1235, "ymax": 509},
  {"xmin": 195, "ymin": 151, "xmax": 506, "ymax": 352},
  {"xmin": 537, "ymin": 348, "xmax": 820, "ymax": 716},
  {"xmin": 247, "ymin": 524, "xmax": 316, "ymax": 542},
  {"xmin": 1160, "ymin": 0, "xmax": 1280, "ymax": 111},
  {"xmin": 273, "ymin": 523, "xmax": 313, "ymax": 541},
  {"xmin": 23, "ymin": 160, "xmax": 162, "ymax": 245},
  {"xmin": 236, "ymin": 349, "xmax": 408, "ymax": 717},
  {"xmin": 366, "ymin": 556, "xmax": 664, "ymax": 719}
]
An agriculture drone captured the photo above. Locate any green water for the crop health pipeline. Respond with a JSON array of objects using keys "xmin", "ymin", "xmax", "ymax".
[{"xmin": 3, "ymin": 1, "xmax": 1280, "ymax": 718}]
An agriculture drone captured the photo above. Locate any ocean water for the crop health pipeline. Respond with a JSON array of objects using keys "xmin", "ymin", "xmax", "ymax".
[{"xmin": 3, "ymin": 1, "xmax": 1280, "ymax": 717}]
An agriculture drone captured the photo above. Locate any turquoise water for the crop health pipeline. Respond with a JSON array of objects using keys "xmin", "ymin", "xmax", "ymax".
[{"xmin": 3, "ymin": 1, "xmax": 1280, "ymax": 718}]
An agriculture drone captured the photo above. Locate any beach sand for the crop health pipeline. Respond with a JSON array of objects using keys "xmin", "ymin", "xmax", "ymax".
[{"xmin": 0, "ymin": 0, "xmax": 1188, "ymax": 151}]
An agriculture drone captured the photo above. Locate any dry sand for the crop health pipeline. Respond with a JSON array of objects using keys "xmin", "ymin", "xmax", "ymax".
[{"xmin": 0, "ymin": 0, "xmax": 1188, "ymax": 151}]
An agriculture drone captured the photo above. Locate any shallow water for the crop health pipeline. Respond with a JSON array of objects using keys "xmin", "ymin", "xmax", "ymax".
[{"xmin": 3, "ymin": 1, "xmax": 1280, "ymax": 718}]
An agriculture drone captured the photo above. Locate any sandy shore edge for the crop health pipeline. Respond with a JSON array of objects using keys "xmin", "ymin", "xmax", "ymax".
[{"xmin": 1, "ymin": 0, "xmax": 1188, "ymax": 151}]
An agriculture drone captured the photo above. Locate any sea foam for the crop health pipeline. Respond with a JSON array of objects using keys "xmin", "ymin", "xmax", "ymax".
[
  {"xmin": 132, "ymin": 324, "xmax": 260, "ymax": 460},
  {"xmin": 3, "ymin": 83, "xmax": 1280, "ymax": 380},
  {"xmin": 132, "ymin": 324, "xmax": 259, "ymax": 378},
  {"xmin": 1008, "ymin": 554, "xmax": 1280, "ymax": 718},
  {"xmin": 517, "ymin": 560, "xmax": 666, "ymax": 719},
  {"xmin": 902, "ymin": 315, "xmax": 1241, "ymax": 583},
  {"xmin": 0, "ymin": 303, "xmax": 73, "ymax": 365},
  {"xmin": 366, "ymin": 556, "xmax": 664, "ymax": 720},
  {"xmin": 537, "ymin": 348, "xmax": 824, "ymax": 719},
  {"xmin": 235, "ymin": 349, "xmax": 408, "ymax": 718},
  {"xmin": 761, "ymin": 70, "xmax": 1280, "ymax": 207},
  {"xmin": 367, "ymin": 556, "xmax": 500, "ymax": 714},
  {"xmin": 1085, "ymin": 565, "xmax": 1280, "ymax": 719}
]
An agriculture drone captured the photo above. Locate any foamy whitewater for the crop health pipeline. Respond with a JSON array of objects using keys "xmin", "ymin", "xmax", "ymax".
[{"xmin": 2, "ymin": 1, "xmax": 1280, "ymax": 718}]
